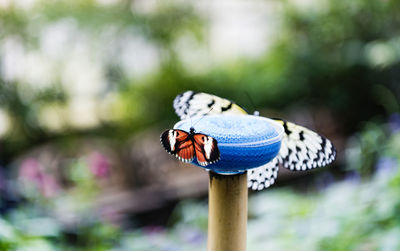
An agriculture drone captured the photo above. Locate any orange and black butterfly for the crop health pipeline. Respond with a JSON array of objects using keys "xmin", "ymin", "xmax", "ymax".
[{"xmin": 160, "ymin": 127, "xmax": 220, "ymax": 166}]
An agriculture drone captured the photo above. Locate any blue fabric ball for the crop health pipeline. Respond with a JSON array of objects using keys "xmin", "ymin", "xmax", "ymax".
[{"xmin": 174, "ymin": 115, "xmax": 283, "ymax": 174}]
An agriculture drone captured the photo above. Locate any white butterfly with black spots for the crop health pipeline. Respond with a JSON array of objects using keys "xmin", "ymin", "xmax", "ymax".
[{"xmin": 173, "ymin": 90, "xmax": 336, "ymax": 191}]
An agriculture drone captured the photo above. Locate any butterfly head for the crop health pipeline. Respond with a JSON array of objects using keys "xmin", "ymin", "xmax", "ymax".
[{"xmin": 189, "ymin": 127, "xmax": 195, "ymax": 135}]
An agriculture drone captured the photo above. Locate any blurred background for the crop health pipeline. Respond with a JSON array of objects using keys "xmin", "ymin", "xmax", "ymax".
[{"xmin": 1, "ymin": 0, "xmax": 400, "ymax": 250}]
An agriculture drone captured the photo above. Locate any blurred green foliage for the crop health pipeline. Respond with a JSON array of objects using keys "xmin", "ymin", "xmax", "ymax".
[{"xmin": 0, "ymin": 0, "xmax": 204, "ymax": 161}]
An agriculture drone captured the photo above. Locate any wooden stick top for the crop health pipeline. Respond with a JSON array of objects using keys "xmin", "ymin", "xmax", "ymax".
[{"xmin": 207, "ymin": 171, "xmax": 248, "ymax": 251}]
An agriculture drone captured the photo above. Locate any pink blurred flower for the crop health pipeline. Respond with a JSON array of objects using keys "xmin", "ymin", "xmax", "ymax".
[
  {"xmin": 39, "ymin": 174, "xmax": 59, "ymax": 197},
  {"xmin": 19, "ymin": 158, "xmax": 59, "ymax": 197},
  {"xmin": 88, "ymin": 152, "xmax": 110, "ymax": 178},
  {"xmin": 19, "ymin": 158, "xmax": 41, "ymax": 181}
]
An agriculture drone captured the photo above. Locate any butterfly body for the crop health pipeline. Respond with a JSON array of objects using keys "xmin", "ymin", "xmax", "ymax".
[{"xmin": 160, "ymin": 127, "xmax": 220, "ymax": 166}]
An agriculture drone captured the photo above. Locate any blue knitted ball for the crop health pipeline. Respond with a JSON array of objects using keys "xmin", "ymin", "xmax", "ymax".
[{"xmin": 173, "ymin": 114, "xmax": 283, "ymax": 174}]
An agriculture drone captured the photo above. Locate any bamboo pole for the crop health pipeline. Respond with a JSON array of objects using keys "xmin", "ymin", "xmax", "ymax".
[{"xmin": 207, "ymin": 171, "xmax": 248, "ymax": 251}]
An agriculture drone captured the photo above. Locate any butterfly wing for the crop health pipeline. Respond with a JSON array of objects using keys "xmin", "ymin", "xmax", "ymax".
[
  {"xmin": 193, "ymin": 133, "xmax": 220, "ymax": 166},
  {"xmin": 173, "ymin": 90, "xmax": 248, "ymax": 120},
  {"xmin": 248, "ymin": 158, "xmax": 279, "ymax": 191},
  {"xmin": 247, "ymin": 120, "xmax": 336, "ymax": 190},
  {"xmin": 275, "ymin": 119, "xmax": 336, "ymax": 171},
  {"xmin": 160, "ymin": 129, "xmax": 195, "ymax": 163}
]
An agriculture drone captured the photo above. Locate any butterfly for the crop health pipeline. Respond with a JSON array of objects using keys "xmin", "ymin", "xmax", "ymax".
[
  {"xmin": 160, "ymin": 127, "xmax": 220, "ymax": 166},
  {"xmin": 173, "ymin": 91, "xmax": 336, "ymax": 190}
]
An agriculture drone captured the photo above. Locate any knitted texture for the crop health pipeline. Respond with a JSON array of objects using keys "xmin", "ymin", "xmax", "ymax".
[{"xmin": 174, "ymin": 115, "xmax": 283, "ymax": 174}]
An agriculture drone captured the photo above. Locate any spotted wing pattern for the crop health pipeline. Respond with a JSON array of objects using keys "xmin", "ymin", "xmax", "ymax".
[
  {"xmin": 275, "ymin": 120, "xmax": 336, "ymax": 171},
  {"xmin": 173, "ymin": 91, "xmax": 247, "ymax": 119},
  {"xmin": 193, "ymin": 134, "xmax": 220, "ymax": 166},
  {"xmin": 248, "ymin": 158, "xmax": 279, "ymax": 191},
  {"xmin": 247, "ymin": 120, "xmax": 336, "ymax": 190},
  {"xmin": 172, "ymin": 91, "xmax": 337, "ymax": 190}
]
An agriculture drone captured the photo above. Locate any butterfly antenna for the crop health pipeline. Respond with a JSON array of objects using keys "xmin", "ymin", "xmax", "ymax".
[
  {"xmin": 186, "ymin": 107, "xmax": 196, "ymax": 128},
  {"xmin": 244, "ymin": 91, "xmax": 259, "ymax": 116},
  {"xmin": 192, "ymin": 106, "xmax": 214, "ymax": 128}
]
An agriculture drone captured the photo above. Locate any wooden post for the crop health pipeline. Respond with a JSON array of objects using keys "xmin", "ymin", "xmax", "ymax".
[{"xmin": 207, "ymin": 171, "xmax": 248, "ymax": 251}]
